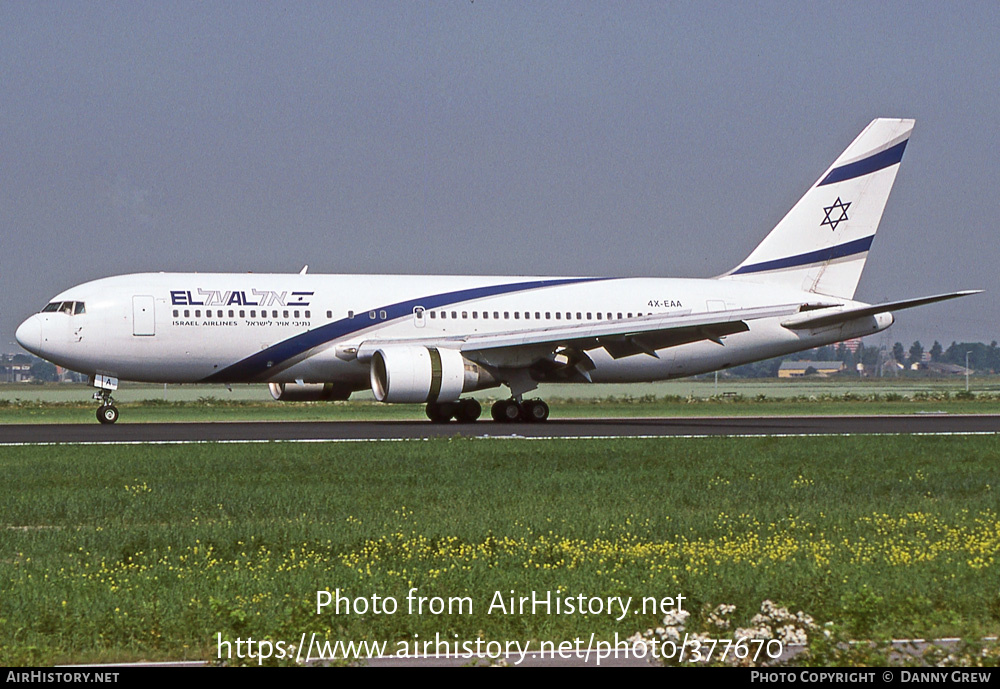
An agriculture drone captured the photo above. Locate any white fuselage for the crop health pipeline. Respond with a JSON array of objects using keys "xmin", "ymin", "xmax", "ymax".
[{"xmin": 15, "ymin": 272, "xmax": 889, "ymax": 394}]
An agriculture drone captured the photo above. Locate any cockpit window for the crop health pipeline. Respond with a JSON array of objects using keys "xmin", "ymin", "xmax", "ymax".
[{"xmin": 41, "ymin": 301, "xmax": 85, "ymax": 315}]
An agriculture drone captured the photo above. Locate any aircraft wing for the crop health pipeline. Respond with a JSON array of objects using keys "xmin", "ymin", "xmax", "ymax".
[
  {"xmin": 355, "ymin": 303, "xmax": 806, "ymax": 362},
  {"xmin": 780, "ymin": 290, "xmax": 982, "ymax": 330}
]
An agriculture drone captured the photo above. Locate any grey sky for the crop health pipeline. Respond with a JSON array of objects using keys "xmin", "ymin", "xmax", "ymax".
[{"xmin": 3, "ymin": 2, "xmax": 997, "ymax": 354}]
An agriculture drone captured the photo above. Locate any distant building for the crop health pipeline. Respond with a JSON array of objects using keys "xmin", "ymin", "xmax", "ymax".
[
  {"xmin": 927, "ymin": 362, "xmax": 973, "ymax": 376},
  {"xmin": 778, "ymin": 361, "xmax": 846, "ymax": 378},
  {"xmin": 881, "ymin": 360, "xmax": 905, "ymax": 374},
  {"xmin": 841, "ymin": 338, "xmax": 862, "ymax": 353},
  {"xmin": 1, "ymin": 362, "xmax": 33, "ymax": 382}
]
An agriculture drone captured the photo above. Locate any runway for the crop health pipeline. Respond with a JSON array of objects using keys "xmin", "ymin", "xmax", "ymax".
[{"xmin": 2, "ymin": 414, "xmax": 999, "ymax": 445}]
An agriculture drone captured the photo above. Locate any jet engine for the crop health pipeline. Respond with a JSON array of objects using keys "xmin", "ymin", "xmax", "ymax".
[
  {"xmin": 268, "ymin": 382, "xmax": 353, "ymax": 401},
  {"xmin": 370, "ymin": 346, "xmax": 498, "ymax": 403}
]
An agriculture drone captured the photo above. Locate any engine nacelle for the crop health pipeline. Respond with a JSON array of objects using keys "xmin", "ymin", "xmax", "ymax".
[
  {"xmin": 370, "ymin": 346, "xmax": 498, "ymax": 403},
  {"xmin": 268, "ymin": 382, "xmax": 352, "ymax": 401}
]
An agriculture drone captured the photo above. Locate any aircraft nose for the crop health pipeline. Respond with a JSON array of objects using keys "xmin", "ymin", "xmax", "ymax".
[{"xmin": 15, "ymin": 316, "xmax": 41, "ymax": 355}]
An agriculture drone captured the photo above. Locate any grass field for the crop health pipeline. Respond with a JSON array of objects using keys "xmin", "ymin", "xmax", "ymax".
[
  {"xmin": 5, "ymin": 376, "xmax": 1000, "ymax": 403},
  {"xmin": 2, "ymin": 378, "xmax": 1000, "ymax": 424},
  {"xmin": 2, "ymin": 435, "xmax": 998, "ymax": 665}
]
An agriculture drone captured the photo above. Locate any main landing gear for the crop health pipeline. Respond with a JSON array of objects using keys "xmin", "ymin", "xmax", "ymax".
[
  {"xmin": 491, "ymin": 398, "xmax": 549, "ymax": 423},
  {"xmin": 425, "ymin": 398, "xmax": 483, "ymax": 423},
  {"xmin": 94, "ymin": 390, "xmax": 119, "ymax": 425},
  {"xmin": 424, "ymin": 398, "xmax": 551, "ymax": 423}
]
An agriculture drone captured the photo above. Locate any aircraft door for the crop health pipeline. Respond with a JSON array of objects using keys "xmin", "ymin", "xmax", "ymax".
[
  {"xmin": 413, "ymin": 306, "xmax": 426, "ymax": 328},
  {"xmin": 133, "ymin": 295, "xmax": 155, "ymax": 336}
]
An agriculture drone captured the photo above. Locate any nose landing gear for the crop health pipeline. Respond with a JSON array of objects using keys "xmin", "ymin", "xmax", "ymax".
[
  {"xmin": 97, "ymin": 404, "xmax": 120, "ymax": 425},
  {"xmin": 94, "ymin": 390, "xmax": 119, "ymax": 425}
]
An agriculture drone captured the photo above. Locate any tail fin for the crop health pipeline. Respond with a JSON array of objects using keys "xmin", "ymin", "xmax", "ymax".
[{"xmin": 721, "ymin": 118, "xmax": 914, "ymax": 299}]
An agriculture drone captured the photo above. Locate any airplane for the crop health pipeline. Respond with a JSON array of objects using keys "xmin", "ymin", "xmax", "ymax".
[{"xmin": 14, "ymin": 118, "xmax": 980, "ymax": 425}]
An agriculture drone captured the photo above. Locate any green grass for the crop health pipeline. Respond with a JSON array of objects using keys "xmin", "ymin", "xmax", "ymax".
[
  {"xmin": 2, "ymin": 436, "xmax": 998, "ymax": 665},
  {"xmin": 3, "ymin": 378, "xmax": 999, "ymax": 423},
  {"xmin": 1, "ymin": 391, "xmax": 999, "ymax": 424}
]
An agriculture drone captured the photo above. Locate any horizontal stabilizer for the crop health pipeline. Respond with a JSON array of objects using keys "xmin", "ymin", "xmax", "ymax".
[{"xmin": 781, "ymin": 290, "xmax": 982, "ymax": 330}]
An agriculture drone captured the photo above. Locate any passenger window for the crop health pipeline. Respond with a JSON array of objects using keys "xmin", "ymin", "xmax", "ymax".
[
  {"xmin": 576, "ymin": 312, "xmax": 582, "ymax": 320},
  {"xmin": 283, "ymin": 310, "xmax": 289, "ymax": 318},
  {"xmin": 305, "ymin": 310, "xmax": 310, "ymax": 318},
  {"xmin": 380, "ymin": 310, "xmax": 387, "ymax": 319},
  {"xmin": 514, "ymin": 312, "xmax": 520, "ymax": 319},
  {"xmin": 452, "ymin": 311, "xmax": 457, "ymax": 319},
  {"xmin": 546, "ymin": 312, "xmax": 551, "ymax": 319},
  {"xmin": 184, "ymin": 310, "xmax": 190, "ymax": 317},
  {"xmin": 586, "ymin": 312, "xmax": 592, "ymax": 320},
  {"xmin": 195, "ymin": 310, "xmax": 201, "ymax": 317},
  {"xmin": 482, "ymin": 312, "xmax": 488, "ymax": 319},
  {"xmin": 524, "ymin": 312, "xmax": 530, "ymax": 320},
  {"xmin": 628, "ymin": 313, "xmax": 633, "ymax": 318},
  {"xmin": 294, "ymin": 310, "xmax": 300, "ymax": 318},
  {"xmin": 250, "ymin": 310, "xmax": 255, "ymax": 318},
  {"xmin": 472, "ymin": 312, "xmax": 478, "ymax": 319},
  {"xmin": 430, "ymin": 311, "xmax": 436, "ymax": 319},
  {"xmin": 440, "ymin": 311, "xmax": 447, "ymax": 319},
  {"xmin": 348, "ymin": 311, "xmax": 354, "ymax": 319},
  {"xmin": 556, "ymin": 313, "xmax": 561, "ymax": 320},
  {"xmin": 566, "ymin": 313, "xmax": 571, "ymax": 320},
  {"xmin": 535, "ymin": 312, "xmax": 540, "ymax": 319},
  {"xmin": 173, "ymin": 310, "xmax": 179, "ymax": 317},
  {"xmin": 229, "ymin": 310, "xmax": 235, "ymax": 318},
  {"xmin": 370, "ymin": 311, "xmax": 376, "ymax": 320},
  {"xmin": 462, "ymin": 311, "xmax": 468, "ymax": 319},
  {"xmin": 504, "ymin": 311, "xmax": 509, "ymax": 319},
  {"xmin": 617, "ymin": 313, "xmax": 622, "ymax": 319},
  {"xmin": 240, "ymin": 310, "xmax": 245, "ymax": 318},
  {"xmin": 596, "ymin": 312, "xmax": 602, "ymax": 320},
  {"xmin": 493, "ymin": 312, "xmax": 499, "ymax": 319}
]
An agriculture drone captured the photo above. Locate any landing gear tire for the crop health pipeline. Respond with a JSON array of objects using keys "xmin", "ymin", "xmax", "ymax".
[
  {"xmin": 427, "ymin": 399, "xmax": 482, "ymax": 423},
  {"xmin": 491, "ymin": 398, "xmax": 550, "ymax": 423},
  {"xmin": 454, "ymin": 398, "xmax": 482, "ymax": 423},
  {"xmin": 522, "ymin": 399, "xmax": 549, "ymax": 423},
  {"xmin": 426, "ymin": 402, "xmax": 456, "ymax": 423},
  {"xmin": 491, "ymin": 399, "xmax": 522, "ymax": 423},
  {"xmin": 97, "ymin": 405, "xmax": 119, "ymax": 425}
]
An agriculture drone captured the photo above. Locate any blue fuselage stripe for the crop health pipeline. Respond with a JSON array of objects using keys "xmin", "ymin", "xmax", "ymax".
[
  {"xmin": 731, "ymin": 235, "xmax": 875, "ymax": 276},
  {"xmin": 200, "ymin": 277, "xmax": 607, "ymax": 382},
  {"xmin": 818, "ymin": 140, "xmax": 908, "ymax": 186}
]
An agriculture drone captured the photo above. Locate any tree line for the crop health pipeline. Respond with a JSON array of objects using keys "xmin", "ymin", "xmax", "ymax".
[{"xmin": 729, "ymin": 340, "xmax": 1000, "ymax": 378}]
